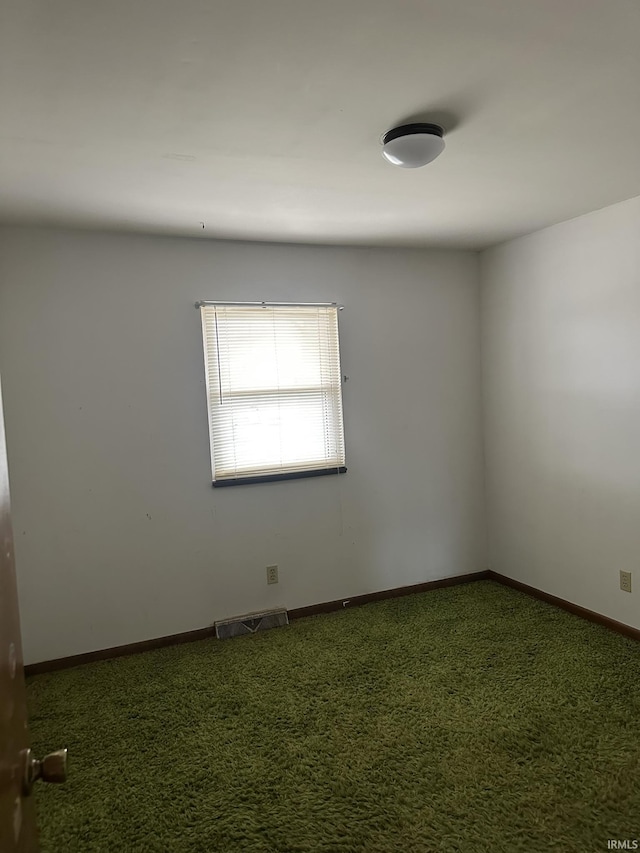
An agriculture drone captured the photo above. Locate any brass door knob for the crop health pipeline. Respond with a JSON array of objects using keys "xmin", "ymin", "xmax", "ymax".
[{"xmin": 22, "ymin": 747, "xmax": 68, "ymax": 796}]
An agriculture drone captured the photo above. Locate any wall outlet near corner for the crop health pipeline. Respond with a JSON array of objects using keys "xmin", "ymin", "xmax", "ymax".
[
  {"xmin": 620, "ymin": 570, "xmax": 632, "ymax": 593},
  {"xmin": 266, "ymin": 565, "xmax": 279, "ymax": 585}
]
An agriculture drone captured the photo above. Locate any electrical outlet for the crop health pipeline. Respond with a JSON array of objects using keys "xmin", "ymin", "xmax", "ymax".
[
  {"xmin": 266, "ymin": 565, "xmax": 278, "ymax": 585},
  {"xmin": 620, "ymin": 571, "xmax": 632, "ymax": 593}
]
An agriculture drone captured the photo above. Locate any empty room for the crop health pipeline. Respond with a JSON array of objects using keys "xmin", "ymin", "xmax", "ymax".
[{"xmin": 1, "ymin": 0, "xmax": 639, "ymax": 851}]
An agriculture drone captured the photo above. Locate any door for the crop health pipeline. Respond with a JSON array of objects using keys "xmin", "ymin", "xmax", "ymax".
[
  {"xmin": 0, "ymin": 375, "xmax": 67, "ymax": 852},
  {"xmin": 0, "ymin": 375, "xmax": 37, "ymax": 849},
  {"xmin": 0, "ymin": 373, "xmax": 39, "ymax": 851}
]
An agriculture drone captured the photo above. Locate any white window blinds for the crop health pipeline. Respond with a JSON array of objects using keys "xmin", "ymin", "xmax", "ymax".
[{"xmin": 200, "ymin": 303, "xmax": 346, "ymax": 485}]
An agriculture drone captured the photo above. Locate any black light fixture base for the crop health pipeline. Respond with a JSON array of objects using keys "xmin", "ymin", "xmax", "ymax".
[{"xmin": 382, "ymin": 123, "xmax": 444, "ymax": 145}]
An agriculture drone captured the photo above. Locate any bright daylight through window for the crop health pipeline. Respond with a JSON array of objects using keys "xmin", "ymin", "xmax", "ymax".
[{"xmin": 200, "ymin": 303, "xmax": 346, "ymax": 486}]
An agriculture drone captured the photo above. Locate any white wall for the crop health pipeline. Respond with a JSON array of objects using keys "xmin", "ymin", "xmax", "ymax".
[
  {"xmin": 0, "ymin": 227, "xmax": 486, "ymax": 663},
  {"xmin": 481, "ymin": 195, "xmax": 640, "ymax": 630}
]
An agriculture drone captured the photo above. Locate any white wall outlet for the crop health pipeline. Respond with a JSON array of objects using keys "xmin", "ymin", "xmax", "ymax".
[
  {"xmin": 620, "ymin": 570, "xmax": 632, "ymax": 593},
  {"xmin": 266, "ymin": 565, "xmax": 278, "ymax": 585}
]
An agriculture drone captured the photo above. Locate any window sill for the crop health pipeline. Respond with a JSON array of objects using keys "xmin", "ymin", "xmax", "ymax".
[{"xmin": 212, "ymin": 467, "xmax": 347, "ymax": 487}]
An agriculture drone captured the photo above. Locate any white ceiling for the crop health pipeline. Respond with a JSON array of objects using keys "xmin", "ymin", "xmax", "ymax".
[{"xmin": 1, "ymin": 0, "xmax": 639, "ymax": 249}]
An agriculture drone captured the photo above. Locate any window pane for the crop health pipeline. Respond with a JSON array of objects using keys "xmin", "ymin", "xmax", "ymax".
[{"xmin": 201, "ymin": 304, "xmax": 346, "ymax": 482}]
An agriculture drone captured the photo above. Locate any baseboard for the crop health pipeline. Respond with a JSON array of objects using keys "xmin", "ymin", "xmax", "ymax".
[
  {"xmin": 288, "ymin": 571, "xmax": 489, "ymax": 620},
  {"xmin": 24, "ymin": 570, "xmax": 489, "ymax": 676},
  {"xmin": 24, "ymin": 626, "xmax": 216, "ymax": 676},
  {"xmin": 488, "ymin": 570, "xmax": 640, "ymax": 643}
]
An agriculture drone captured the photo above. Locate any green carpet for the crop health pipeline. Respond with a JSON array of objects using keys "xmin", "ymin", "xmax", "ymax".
[{"xmin": 27, "ymin": 581, "xmax": 640, "ymax": 852}]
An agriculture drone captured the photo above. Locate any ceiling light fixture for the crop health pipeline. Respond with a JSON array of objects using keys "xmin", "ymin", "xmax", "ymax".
[{"xmin": 381, "ymin": 123, "xmax": 445, "ymax": 168}]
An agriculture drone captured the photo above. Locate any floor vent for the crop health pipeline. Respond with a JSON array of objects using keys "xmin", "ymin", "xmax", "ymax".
[{"xmin": 215, "ymin": 608, "xmax": 289, "ymax": 640}]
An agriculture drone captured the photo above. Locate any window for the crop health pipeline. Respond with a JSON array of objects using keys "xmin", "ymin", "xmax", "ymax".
[{"xmin": 200, "ymin": 302, "xmax": 346, "ymax": 486}]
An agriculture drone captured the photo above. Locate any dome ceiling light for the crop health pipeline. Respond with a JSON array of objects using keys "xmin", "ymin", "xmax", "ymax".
[{"xmin": 381, "ymin": 123, "xmax": 445, "ymax": 169}]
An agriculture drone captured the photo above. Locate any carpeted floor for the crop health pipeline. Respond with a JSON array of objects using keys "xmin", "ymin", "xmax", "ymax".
[{"xmin": 27, "ymin": 581, "xmax": 640, "ymax": 852}]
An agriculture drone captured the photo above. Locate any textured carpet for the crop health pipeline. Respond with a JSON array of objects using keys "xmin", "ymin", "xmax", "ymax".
[{"xmin": 27, "ymin": 581, "xmax": 640, "ymax": 853}]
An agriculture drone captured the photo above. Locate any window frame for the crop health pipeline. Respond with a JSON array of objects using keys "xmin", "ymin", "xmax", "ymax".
[{"xmin": 198, "ymin": 301, "xmax": 347, "ymax": 487}]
